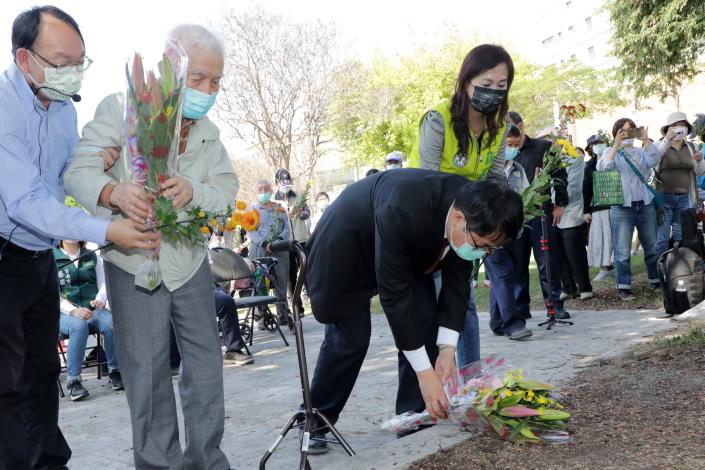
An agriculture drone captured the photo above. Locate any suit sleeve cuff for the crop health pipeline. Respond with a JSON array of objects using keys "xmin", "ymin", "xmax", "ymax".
[
  {"xmin": 402, "ymin": 346, "xmax": 433, "ymax": 372},
  {"xmin": 436, "ymin": 327, "xmax": 459, "ymax": 348}
]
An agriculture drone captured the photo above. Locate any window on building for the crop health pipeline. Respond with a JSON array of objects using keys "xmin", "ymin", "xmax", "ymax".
[
  {"xmin": 566, "ymin": 0, "xmax": 572, "ymax": 6},
  {"xmin": 542, "ymin": 36, "xmax": 555, "ymax": 47},
  {"xmin": 588, "ymin": 46, "xmax": 595, "ymax": 58},
  {"xmin": 568, "ymin": 25, "xmax": 574, "ymax": 33},
  {"xmin": 585, "ymin": 16, "xmax": 593, "ymax": 32}
]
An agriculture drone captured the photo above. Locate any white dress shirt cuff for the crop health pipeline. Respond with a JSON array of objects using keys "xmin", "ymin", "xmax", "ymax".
[
  {"xmin": 402, "ymin": 346, "xmax": 433, "ymax": 372},
  {"xmin": 436, "ymin": 327, "xmax": 459, "ymax": 348}
]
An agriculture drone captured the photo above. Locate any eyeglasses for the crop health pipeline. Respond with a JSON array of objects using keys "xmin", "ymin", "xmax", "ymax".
[
  {"xmin": 468, "ymin": 231, "xmax": 502, "ymax": 255},
  {"xmin": 29, "ymin": 49, "xmax": 93, "ymax": 74}
]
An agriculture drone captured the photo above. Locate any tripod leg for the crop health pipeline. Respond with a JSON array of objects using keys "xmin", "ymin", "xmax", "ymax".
[
  {"xmin": 259, "ymin": 411, "xmax": 305, "ymax": 470},
  {"xmin": 313, "ymin": 409, "xmax": 356, "ymax": 456}
]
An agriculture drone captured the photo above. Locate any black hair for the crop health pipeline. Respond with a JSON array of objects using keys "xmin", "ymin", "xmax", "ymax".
[
  {"xmin": 365, "ymin": 168, "xmax": 380, "ymax": 177},
  {"xmin": 454, "ymin": 179, "xmax": 523, "ymax": 245},
  {"xmin": 451, "ymin": 44, "xmax": 514, "ymax": 157},
  {"xmin": 507, "ymin": 111, "xmax": 523, "ymax": 125},
  {"xmin": 12, "ymin": 5, "xmax": 84, "ymax": 56},
  {"xmin": 315, "ymin": 191, "xmax": 329, "ymax": 200},
  {"xmin": 611, "ymin": 118, "xmax": 636, "ymax": 137},
  {"xmin": 507, "ymin": 125, "xmax": 521, "ymax": 138}
]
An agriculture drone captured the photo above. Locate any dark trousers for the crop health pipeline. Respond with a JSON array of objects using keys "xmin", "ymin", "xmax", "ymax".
[
  {"xmin": 307, "ymin": 275, "xmax": 439, "ymax": 429},
  {"xmin": 517, "ymin": 212, "xmax": 565, "ymax": 314},
  {"xmin": 557, "ymin": 224, "xmax": 593, "ymax": 294},
  {"xmin": 0, "ymin": 250, "xmax": 71, "ymax": 469},
  {"xmin": 484, "ymin": 234, "xmax": 528, "ymax": 335},
  {"xmin": 170, "ymin": 286, "xmax": 246, "ymax": 366},
  {"xmin": 214, "ymin": 286, "xmax": 246, "ymax": 352}
]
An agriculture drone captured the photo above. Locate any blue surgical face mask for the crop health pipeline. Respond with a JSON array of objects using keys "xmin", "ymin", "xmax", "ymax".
[
  {"xmin": 593, "ymin": 143, "xmax": 606, "ymax": 156},
  {"xmin": 182, "ymin": 87, "xmax": 218, "ymax": 119},
  {"xmin": 448, "ymin": 219, "xmax": 486, "ymax": 261},
  {"xmin": 505, "ymin": 147, "xmax": 519, "ymax": 160},
  {"xmin": 257, "ymin": 191, "xmax": 272, "ymax": 203}
]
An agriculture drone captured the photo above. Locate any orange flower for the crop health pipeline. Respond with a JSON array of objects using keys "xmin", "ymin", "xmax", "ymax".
[
  {"xmin": 199, "ymin": 226, "xmax": 211, "ymax": 235},
  {"xmin": 236, "ymin": 200, "xmax": 247, "ymax": 211},
  {"xmin": 209, "ymin": 218, "xmax": 218, "ymax": 228},
  {"xmin": 231, "ymin": 212, "xmax": 243, "ymax": 226},
  {"xmin": 225, "ymin": 219, "xmax": 236, "ymax": 231}
]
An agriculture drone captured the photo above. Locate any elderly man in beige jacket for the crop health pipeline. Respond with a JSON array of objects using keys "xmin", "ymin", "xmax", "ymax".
[{"xmin": 65, "ymin": 25, "xmax": 236, "ymax": 470}]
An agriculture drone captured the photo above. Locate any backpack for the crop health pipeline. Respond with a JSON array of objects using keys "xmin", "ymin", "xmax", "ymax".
[{"xmin": 657, "ymin": 208, "xmax": 705, "ymax": 315}]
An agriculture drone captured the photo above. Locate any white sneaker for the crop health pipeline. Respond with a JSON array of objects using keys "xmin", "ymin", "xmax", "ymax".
[
  {"xmin": 483, "ymin": 280, "xmax": 492, "ymax": 288},
  {"xmin": 592, "ymin": 270, "xmax": 612, "ymax": 281},
  {"xmin": 559, "ymin": 292, "xmax": 575, "ymax": 301},
  {"xmin": 630, "ymin": 250, "xmax": 637, "ymax": 256},
  {"xmin": 471, "ymin": 280, "xmax": 478, "ymax": 289},
  {"xmin": 580, "ymin": 291, "xmax": 594, "ymax": 300}
]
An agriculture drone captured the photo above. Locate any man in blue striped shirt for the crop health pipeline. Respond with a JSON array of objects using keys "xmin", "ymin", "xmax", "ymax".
[{"xmin": 0, "ymin": 6, "xmax": 158, "ymax": 469}]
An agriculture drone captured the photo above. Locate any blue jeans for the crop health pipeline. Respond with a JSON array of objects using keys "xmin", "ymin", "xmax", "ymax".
[
  {"xmin": 484, "ymin": 235, "xmax": 527, "ymax": 336},
  {"xmin": 656, "ymin": 193, "xmax": 691, "ymax": 257},
  {"xmin": 456, "ymin": 284, "xmax": 480, "ymax": 368},
  {"xmin": 59, "ymin": 308, "xmax": 118, "ymax": 382},
  {"xmin": 611, "ymin": 202, "xmax": 659, "ymax": 289}
]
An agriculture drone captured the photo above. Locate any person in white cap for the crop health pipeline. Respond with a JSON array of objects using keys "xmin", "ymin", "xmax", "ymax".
[
  {"xmin": 385, "ymin": 151, "xmax": 404, "ymax": 170},
  {"xmin": 655, "ymin": 112, "xmax": 705, "ymax": 257}
]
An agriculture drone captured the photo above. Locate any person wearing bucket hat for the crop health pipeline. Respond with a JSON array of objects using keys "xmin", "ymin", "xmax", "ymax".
[{"xmin": 654, "ymin": 112, "xmax": 705, "ymax": 258}]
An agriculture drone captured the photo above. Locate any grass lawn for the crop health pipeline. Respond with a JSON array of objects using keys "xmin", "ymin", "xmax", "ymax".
[{"xmin": 369, "ymin": 253, "xmax": 662, "ymax": 314}]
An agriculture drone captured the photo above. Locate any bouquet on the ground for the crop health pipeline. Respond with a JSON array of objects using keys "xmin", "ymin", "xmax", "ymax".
[{"xmin": 381, "ymin": 356, "xmax": 571, "ymax": 443}]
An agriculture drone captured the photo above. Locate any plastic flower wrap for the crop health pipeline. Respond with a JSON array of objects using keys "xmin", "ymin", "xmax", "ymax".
[
  {"xmin": 124, "ymin": 40, "xmax": 188, "ymax": 290},
  {"xmin": 381, "ymin": 356, "xmax": 571, "ymax": 444}
]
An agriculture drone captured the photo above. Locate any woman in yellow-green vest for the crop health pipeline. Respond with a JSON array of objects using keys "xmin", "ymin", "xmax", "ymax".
[
  {"xmin": 408, "ymin": 44, "xmax": 514, "ymax": 182},
  {"xmin": 408, "ymin": 44, "xmax": 515, "ymax": 369}
]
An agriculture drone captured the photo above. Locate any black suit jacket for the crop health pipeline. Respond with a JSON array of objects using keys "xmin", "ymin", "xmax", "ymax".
[{"xmin": 306, "ymin": 168, "xmax": 473, "ymax": 351}]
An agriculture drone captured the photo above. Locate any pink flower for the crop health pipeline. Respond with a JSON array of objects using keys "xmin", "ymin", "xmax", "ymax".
[{"xmin": 499, "ymin": 406, "xmax": 541, "ymax": 418}]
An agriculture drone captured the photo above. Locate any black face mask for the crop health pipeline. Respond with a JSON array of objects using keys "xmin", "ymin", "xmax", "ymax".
[{"xmin": 469, "ymin": 86, "xmax": 507, "ymax": 115}]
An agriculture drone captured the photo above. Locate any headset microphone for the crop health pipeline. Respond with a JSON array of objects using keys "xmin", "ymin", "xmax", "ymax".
[{"xmin": 34, "ymin": 85, "xmax": 81, "ymax": 102}]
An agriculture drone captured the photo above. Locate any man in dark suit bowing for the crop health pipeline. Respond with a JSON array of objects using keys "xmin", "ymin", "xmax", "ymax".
[{"xmin": 303, "ymin": 168, "xmax": 523, "ymax": 452}]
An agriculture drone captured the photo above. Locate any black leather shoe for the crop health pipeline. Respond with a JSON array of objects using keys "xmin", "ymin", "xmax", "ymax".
[
  {"xmin": 554, "ymin": 310, "xmax": 571, "ymax": 320},
  {"xmin": 299, "ymin": 427, "xmax": 329, "ymax": 455}
]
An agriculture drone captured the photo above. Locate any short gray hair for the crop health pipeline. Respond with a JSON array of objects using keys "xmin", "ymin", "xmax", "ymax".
[
  {"xmin": 168, "ymin": 24, "xmax": 225, "ymax": 60},
  {"xmin": 255, "ymin": 179, "xmax": 272, "ymax": 189}
]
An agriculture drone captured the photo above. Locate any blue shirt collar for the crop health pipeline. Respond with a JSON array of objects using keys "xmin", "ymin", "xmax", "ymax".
[{"xmin": 7, "ymin": 61, "xmax": 70, "ymax": 112}]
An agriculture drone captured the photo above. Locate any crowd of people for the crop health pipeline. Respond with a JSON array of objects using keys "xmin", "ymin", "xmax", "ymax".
[{"xmin": 1, "ymin": 4, "xmax": 703, "ymax": 470}]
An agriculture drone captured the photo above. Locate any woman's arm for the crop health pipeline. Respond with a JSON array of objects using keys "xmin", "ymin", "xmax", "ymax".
[{"xmin": 417, "ymin": 111, "xmax": 445, "ymax": 171}]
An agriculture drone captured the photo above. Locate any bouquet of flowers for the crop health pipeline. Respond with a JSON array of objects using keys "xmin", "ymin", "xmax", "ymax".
[
  {"xmin": 381, "ymin": 356, "xmax": 571, "ymax": 444},
  {"xmin": 294, "ymin": 181, "xmax": 311, "ymax": 211},
  {"xmin": 124, "ymin": 40, "xmax": 189, "ymax": 290},
  {"xmin": 521, "ymin": 137, "xmax": 581, "ymax": 221},
  {"xmin": 225, "ymin": 200, "xmax": 260, "ymax": 233}
]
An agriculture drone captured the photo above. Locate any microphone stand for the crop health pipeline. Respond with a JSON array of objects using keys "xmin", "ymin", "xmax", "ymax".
[
  {"xmin": 537, "ymin": 206, "xmax": 574, "ymax": 330},
  {"xmin": 259, "ymin": 241, "xmax": 355, "ymax": 470}
]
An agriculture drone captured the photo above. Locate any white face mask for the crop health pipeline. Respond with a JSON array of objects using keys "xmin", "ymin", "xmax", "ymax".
[
  {"xmin": 279, "ymin": 184, "xmax": 293, "ymax": 193},
  {"xmin": 387, "ymin": 163, "xmax": 402, "ymax": 170},
  {"xmin": 28, "ymin": 52, "xmax": 84, "ymax": 102},
  {"xmin": 622, "ymin": 138, "xmax": 635, "ymax": 147},
  {"xmin": 671, "ymin": 126, "xmax": 688, "ymax": 141}
]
